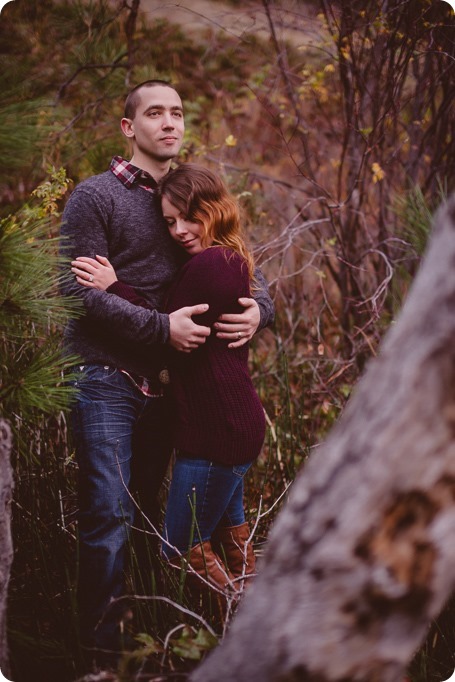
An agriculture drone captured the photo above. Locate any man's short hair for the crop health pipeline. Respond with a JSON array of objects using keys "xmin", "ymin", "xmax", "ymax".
[{"xmin": 124, "ymin": 79, "xmax": 177, "ymax": 119}]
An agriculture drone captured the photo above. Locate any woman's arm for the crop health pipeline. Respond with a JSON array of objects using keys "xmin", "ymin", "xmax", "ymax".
[
  {"xmin": 71, "ymin": 255, "xmax": 211, "ymax": 352},
  {"xmin": 71, "ymin": 255, "xmax": 151, "ymax": 308}
]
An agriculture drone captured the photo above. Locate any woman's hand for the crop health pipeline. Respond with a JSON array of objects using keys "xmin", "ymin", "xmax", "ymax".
[{"xmin": 71, "ymin": 255, "xmax": 118, "ymax": 291}]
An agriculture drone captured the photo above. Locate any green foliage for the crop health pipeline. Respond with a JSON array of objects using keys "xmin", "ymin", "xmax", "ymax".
[
  {"xmin": 31, "ymin": 166, "xmax": 73, "ymax": 217},
  {"xmin": 394, "ymin": 184, "xmax": 446, "ymax": 258},
  {"xmin": 171, "ymin": 626, "xmax": 218, "ymax": 661},
  {"xmin": 385, "ymin": 183, "xmax": 448, "ymax": 318},
  {"xmin": 117, "ymin": 632, "xmax": 164, "ymax": 679},
  {"xmin": 1, "ymin": 170, "xmax": 82, "ymax": 682},
  {"xmin": 0, "ymin": 166, "xmax": 79, "ymax": 421},
  {"xmin": 0, "ymin": 98, "xmax": 52, "ymax": 177}
]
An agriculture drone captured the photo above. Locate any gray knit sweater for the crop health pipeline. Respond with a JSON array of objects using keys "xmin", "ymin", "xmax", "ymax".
[{"xmin": 60, "ymin": 163, "xmax": 274, "ymax": 379}]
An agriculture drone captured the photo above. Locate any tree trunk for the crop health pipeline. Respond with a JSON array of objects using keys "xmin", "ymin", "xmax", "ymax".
[
  {"xmin": 191, "ymin": 195, "xmax": 455, "ymax": 681},
  {"xmin": 0, "ymin": 419, "xmax": 13, "ymax": 679}
]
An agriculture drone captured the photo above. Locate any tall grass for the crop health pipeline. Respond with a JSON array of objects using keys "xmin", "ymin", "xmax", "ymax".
[
  {"xmin": 7, "ymin": 320, "xmax": 342, "ymax": 681},
  {"xmin": 9, "ymin": 414, "xmax": 80, "ymax": 681},
  {"xmin": 8, "ymin": 315, "xmax": 455, "ymax": 681}
]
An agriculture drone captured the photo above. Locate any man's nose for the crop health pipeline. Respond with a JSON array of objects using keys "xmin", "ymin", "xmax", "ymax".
[{"xmin": 162, "ymin": 112, "xmax": 174, "ymax": 128}]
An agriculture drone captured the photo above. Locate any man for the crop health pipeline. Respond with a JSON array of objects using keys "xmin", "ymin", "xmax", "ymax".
[{"xmin": 60, "ymin": 80, "xmax": 274, "ymax": 663}]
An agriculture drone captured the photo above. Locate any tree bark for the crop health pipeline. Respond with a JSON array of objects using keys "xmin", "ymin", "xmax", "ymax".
[
  {"xmin": 0, "ymin": 419, "xmax": 13, "ymax": 679},
  {"xmin": 191, "ymin": 195, "xmax": 455, "ymax": 681}
]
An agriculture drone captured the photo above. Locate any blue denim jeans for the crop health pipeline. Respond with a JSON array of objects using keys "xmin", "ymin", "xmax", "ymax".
[
  {"xmin": 71, "ymin": 364, "xmax": 172, "ymax": 649},
  {"xmin": 162, "ymin": 455, "xmax": 252, "ymax": 559}
]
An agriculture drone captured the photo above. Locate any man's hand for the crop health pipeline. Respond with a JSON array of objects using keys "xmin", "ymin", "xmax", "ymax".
[
  {"xmin": 214, "ymin": 298, "xmax": 260, "ymax": 348},
  {"xmin": 169, "ymin": 305, "xmax": 211, "ymax": 353}
]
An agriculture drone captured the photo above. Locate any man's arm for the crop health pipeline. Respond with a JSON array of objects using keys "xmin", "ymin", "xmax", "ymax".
[
  {"xmin": 60, "ymin": 187, "xmax": 170, "ymax": 344},
  {"xmin": 104, "ymin": 279, "xmax": 211, "ymax": 354},
  {"xmin": 60, "ymin": 187, "xmax": 209, "ymax": 349},
  {"xmin": 214, "ymin": 266, "xmax": 274, "ymax": 348},
  {"xmin": 252, "ymin": 267, "xmax": 275, "ymax": 330}
]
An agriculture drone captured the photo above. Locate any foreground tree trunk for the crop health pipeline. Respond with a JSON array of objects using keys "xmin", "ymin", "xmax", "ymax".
[
  {"xmin": 0, "ymin": 419, "xmax": 13, "ymax": 678},
  {"xmin": 191, "ymin": 195, "xmax": 455, "ymax": 681}
]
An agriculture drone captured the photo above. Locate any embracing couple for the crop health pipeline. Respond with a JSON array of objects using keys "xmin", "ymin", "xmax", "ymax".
[{"xmin": 60, "ymin": 80, "xmax": 274, "ymax": 668}]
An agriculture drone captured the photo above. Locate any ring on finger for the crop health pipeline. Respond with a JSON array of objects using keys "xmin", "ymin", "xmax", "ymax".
[
  {"xmin": 89, "ymin": 275, "xmax": 94, "ymax": 283},
  {"xmin": 237, "ymin": 331, "xmax": 242, "ymax": 339}
]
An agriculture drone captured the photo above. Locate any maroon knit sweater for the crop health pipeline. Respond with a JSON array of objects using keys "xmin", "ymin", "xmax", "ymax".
[{"xmin": 110, "ymin": 246, "xmax": 265, "ymax": 465}]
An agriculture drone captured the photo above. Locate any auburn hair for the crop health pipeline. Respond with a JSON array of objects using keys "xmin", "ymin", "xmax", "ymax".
[{"xmin": 157, "ymin": 163, "xmax": 256, "ymax": 282}]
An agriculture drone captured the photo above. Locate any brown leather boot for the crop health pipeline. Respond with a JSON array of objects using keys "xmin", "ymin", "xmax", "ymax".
[
  {"xmin": 212, "ymin": 522, "xmax": 256, "ymax": 590},
  {"xmin": 169, "ymin": 540, "xmax": 236, "ymax": 621},
  {"xmin": 185, "ymin": 540, "xmax": 234, "ymax": 590}
]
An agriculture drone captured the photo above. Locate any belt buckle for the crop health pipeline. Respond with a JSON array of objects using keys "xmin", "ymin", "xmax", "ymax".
[{"xmin": 159, "ymin": 368, "xmax": 170, "ymax": 385}]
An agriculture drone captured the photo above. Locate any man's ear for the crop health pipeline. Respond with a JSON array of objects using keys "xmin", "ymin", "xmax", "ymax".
[{"xmin": 120, "ymin": 117, "xmax": 135, "ymax": 138}]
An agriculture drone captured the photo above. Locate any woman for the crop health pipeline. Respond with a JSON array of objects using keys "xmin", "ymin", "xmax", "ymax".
[{"xmin": 71, "ymin": 164, "xmax": 266, "ymax": 609}]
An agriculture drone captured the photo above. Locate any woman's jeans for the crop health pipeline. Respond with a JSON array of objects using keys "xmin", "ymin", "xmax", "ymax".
[
  {"xmin": 162, "ymin": 455, "xmax": 252, "ymax": 559},
  {"xmin": 71, "ymin": 365, "xmax": 172, "ymax": 649}
]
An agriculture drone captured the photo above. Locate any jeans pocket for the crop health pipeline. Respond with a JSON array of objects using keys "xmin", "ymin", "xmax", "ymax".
[
  {"xmin": 232, "ymin": 462, "xmax": 252, "ymax": 478},
  {"xmin": 73, "ymin": 364, "xmax": 118, "ymax": 388}
]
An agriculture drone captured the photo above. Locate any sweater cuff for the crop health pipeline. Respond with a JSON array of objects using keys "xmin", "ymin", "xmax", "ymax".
[
  {"xmin": 107, "ymin": 281, "xmax": 130, "ymax": 297},
  {"xmin": 159, "ymin": 312, "xmax": 171, "ymax": 344}
]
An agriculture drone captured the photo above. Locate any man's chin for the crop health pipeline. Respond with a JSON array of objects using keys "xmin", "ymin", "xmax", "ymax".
[{"xmin": 157, "ymin": 146, "xmax": 181, "ymax": 161}]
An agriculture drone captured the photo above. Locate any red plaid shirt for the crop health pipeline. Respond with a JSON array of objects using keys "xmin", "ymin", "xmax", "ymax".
[
  {"xmin": 110, "ymin": 156, "xmax": 157, "ymax": 193},
  {"xmin": 120, "ymin": 369, "xmax": 165, "ymax": 398}
]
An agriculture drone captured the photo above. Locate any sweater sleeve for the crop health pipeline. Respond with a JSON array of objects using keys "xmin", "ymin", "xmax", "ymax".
[
  {"xmin": 252, "ymin": 266, "xmax": 275, "ymax": 331},
  {"xmin": 107, "ymin": 281, "xmax": 151, "ymax": 309},
  {"xmin": 60, "ymin": 186, "xmax": 170, "ymax": 344}
]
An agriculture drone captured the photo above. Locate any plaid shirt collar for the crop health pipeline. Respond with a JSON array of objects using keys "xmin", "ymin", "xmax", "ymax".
[{"xmin": 110, "ymin": 155, "xmax": 157, "ymax": 192}]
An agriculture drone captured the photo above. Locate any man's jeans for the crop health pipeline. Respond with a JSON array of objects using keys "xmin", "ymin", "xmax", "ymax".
[
  {"xmin": 71, "ymin": 365, "xmax": 172, "ymax": 649},
  {"xmin": 162, "ymin": 455, "xmax": 251, "ymax": 559}
]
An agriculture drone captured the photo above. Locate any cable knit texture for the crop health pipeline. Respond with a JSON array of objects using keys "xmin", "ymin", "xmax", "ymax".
[{"xmin": 165, "ymin": 247, "xmax": 266, "ymax": 465}]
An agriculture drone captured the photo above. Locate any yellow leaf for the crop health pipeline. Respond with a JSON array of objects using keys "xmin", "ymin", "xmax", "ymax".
[
  {"xmin": 340, "ymin": 45, "xmax": 351, "ymax": 61},
  {"xmin": 225, "ymin": 134, "xmax": 237, "ymax": 147},
  {"xmin": 371, "ymin": 162, "xmax": 385, "ymax": 183}
]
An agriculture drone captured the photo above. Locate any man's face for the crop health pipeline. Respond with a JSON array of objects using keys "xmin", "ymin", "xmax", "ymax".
[{"xmin": 124, "ymin": 85, "xmax": 185, "ymax": 162}]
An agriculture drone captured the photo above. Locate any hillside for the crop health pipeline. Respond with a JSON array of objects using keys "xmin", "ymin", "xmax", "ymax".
[{"xmin": 138, "ymin": 0, "xmax": 322, "ymax": 44}]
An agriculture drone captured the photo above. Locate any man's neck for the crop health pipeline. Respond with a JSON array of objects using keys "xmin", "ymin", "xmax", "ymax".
[{"xmin": 129, "ymin": 153, "xmax": 172, "ymax": 182}]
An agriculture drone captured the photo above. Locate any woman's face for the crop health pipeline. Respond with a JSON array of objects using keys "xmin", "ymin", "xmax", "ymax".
[{"xmin": 162, "ymin": 195, "xmax": 211, "ymax": 256}]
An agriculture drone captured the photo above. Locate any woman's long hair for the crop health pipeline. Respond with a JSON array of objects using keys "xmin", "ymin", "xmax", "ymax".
[{"xmin": 157, "ymin": 163, "xmax": 256, "ymax": 281}]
